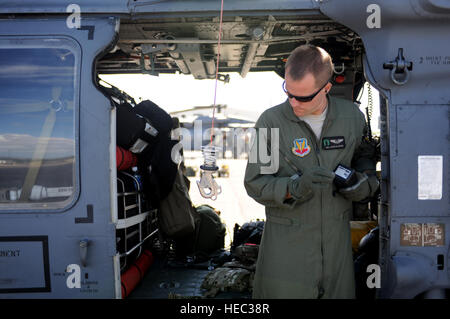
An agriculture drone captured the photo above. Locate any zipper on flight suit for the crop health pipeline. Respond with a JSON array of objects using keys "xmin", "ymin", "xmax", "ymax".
[
  {"xmin": 297, "ymin": 117, "xmax": 331, "ymax": 298},
  {"xmin": 318, "ymin": 118, "xmax": 332, "ymax": 298},
  {"xmin": 297, "ymin": 116, "xmax": 332, "ymax": 298}
]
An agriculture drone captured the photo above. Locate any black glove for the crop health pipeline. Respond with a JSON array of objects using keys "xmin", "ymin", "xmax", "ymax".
[
  {"xmin": 339, "ymin": 171, "xmax": 379, "ymax": 202},
  {"xmin": 288, "ymin": 166, "xmax": 335, "ymax": 201}
]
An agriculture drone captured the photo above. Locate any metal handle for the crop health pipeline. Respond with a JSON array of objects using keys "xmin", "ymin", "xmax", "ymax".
[
  {"xmin": 333, "ymin": 62, "xmax": 345, "ymax": 75},
  {"xmin": 79, "ymin": 239, "xmax": 89, "ymax": 267}
]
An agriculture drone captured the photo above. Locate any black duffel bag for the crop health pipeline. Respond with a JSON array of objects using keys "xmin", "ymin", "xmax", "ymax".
[
  {"xmin": 116, "ymin": 102, "xmax": 147, "ymax": 150},
  {"xmin": 133, "ymin": 100, "xmax": 173, "ymax": 141},
  {"xmin": 116, "ymin": 102, "xmax": 161, "ymax": 153},
  {"xmin": 137, "ymin": 136, "xmax": 179, "ymax": 205}
]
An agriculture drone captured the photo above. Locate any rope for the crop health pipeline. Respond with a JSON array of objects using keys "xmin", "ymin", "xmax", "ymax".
[{"xmin": 210, "ymin": 0, "xmax": 225, "ymax": 144}]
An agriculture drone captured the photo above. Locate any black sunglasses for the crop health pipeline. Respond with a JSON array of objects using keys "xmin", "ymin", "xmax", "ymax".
[{"xmin": 282, "ymin": 80, "xmax": 329, "ymax": 102}]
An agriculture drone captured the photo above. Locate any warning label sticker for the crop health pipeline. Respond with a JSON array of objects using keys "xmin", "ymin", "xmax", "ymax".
[
  {"xmin": 400, "ymin": 223, "xmax": 445, "ymax": 247},
  {"xmin": 418, "ymin": 156, "xmax": 443, "ymax": 200}
]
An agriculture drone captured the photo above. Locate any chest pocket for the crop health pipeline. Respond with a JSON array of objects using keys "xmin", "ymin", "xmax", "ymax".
[{"xmin": 277, "ymin": 128, "xmax": 318, "ymax": 176}]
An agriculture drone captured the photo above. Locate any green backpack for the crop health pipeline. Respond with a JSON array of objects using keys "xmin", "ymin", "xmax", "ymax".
[
  {"xmin": 175, "ymin": 204, "xmax": 226, "ymax": 258},
  {"xmin": 193, "ymin": 205, "xmax": 226, "ymax": 255}
]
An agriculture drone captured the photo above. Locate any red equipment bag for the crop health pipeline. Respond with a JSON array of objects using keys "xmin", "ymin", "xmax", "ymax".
[
  {"xmin": 116, "ymin": 146, "xmax": 138, "ymax": 171},
  {"xmin": 121, "ymin": 250, "xmax": 154, "ymax": 298}
]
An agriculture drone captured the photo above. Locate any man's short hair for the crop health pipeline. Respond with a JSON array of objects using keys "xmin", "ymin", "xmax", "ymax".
[{"xmin": 285, "ymin": 44, "xmax": 333, "ymax": 87}]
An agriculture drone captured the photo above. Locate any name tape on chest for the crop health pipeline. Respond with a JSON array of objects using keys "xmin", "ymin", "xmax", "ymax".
[{"xmin": 322, "ymin": 136, "xmax": 345, "ymax": 150}]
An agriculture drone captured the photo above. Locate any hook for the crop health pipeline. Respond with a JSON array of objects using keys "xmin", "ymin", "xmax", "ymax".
[
  {"xmin": 196, "ymin": 170, "xmax": 222, "ymax": 201},
  {"xmin": 197, "ymin": 146, "xmax": 222, "ymax": 200}
]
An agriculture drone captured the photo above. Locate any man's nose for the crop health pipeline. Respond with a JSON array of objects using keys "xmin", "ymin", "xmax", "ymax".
[{"xmin": 289, "ymin": 97, "xmax": 304, "ymax": 107}]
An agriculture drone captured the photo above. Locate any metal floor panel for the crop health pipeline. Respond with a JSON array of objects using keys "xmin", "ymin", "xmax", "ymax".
[{"xmin": 128, "ymin": 257, "xmax": 252, "ymax": 299}]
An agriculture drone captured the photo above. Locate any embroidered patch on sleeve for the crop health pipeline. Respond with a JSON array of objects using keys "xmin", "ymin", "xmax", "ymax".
[{"xmin": 292, "ymin": 138, "xmax": 311, "ymax": 157}]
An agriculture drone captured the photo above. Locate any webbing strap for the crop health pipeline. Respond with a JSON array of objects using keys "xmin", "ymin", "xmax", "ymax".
[{"xmin": 19, "ymin": 108, "xmax": 57, "ymax": 201}]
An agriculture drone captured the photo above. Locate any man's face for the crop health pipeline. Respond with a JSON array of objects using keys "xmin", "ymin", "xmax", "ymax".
[{"xmin": 284, "ymin": 72, "xmax": 332, "ymax": 117}]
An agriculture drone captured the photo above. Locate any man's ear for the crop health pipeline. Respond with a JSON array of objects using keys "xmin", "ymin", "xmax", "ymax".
[{"xmin": 325, "ymin": 82, "xmax": 333, "ymax": 93}]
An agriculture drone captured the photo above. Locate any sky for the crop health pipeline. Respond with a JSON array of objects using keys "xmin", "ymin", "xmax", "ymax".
[
  {"xmin": 100, "ymin": 71, "xmax": 287, "ymax": 117},
  {"xmin": 100, "ymin": 71, "xmax": 380, "ymax": 134}
]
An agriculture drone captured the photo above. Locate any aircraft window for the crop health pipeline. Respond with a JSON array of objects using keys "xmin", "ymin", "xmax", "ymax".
[{"xmin": 0, "ymin": 39, "xmax": 79, "ymax": 210}]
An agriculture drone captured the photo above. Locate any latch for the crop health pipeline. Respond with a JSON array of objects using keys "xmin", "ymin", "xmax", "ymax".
[{"xmin": 383, "ymin": 48, "xmax": 413, "ymax": 85}]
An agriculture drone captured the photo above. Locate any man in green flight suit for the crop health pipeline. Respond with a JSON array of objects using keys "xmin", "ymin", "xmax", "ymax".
[{"xmin": 244, "ymin": 44, "xmax": 378, "ymax": 298}]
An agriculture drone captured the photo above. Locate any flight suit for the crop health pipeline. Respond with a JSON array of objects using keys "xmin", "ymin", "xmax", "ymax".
[{"xmin": 244, "ymin": 96, "xmax": 377, "ymax": 299}]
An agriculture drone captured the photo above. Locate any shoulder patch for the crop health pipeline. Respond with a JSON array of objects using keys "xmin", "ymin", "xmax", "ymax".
[{"xmin": 292, "ymin": 138, "xmax": 311, "ymax": 157}]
